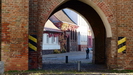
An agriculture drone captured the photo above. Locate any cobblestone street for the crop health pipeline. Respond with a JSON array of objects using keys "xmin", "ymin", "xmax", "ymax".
[
  {"xmin": 42, "ymin": 51, "xmax": 93, "ymax": 64},
  {"xmin": 42, "ymin": 51, "xmax": 107, "ymax": 72}
]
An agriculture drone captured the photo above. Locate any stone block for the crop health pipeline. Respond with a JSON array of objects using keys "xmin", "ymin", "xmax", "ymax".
[{"xmin": 0, "ymin": 61, "xmax": 4, "ymax": 74}]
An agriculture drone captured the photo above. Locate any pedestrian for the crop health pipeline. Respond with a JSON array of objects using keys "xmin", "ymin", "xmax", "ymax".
[{"xmin": 86, "ymin": 47, "xmax": 90, "ymax": 59}]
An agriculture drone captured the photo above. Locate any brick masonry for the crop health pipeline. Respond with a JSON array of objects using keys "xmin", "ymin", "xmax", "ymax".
[
  {"xmin": 1, "ymin": 0, "xmax": 133, "ymax": 71},
  {"xmin": 116, "ymin": 0, "xmax": 133, "ymax": 69},
  {"xmin": 2, "ymin": 0, "xmax": 29, "ymax": 71}
]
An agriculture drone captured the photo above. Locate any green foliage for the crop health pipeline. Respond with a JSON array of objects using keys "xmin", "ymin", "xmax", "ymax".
[
  {"xmin": 53, "ymin": 48, "xmax": 66, "ymax": 54},
  {"xmin": 53, "ymin": 49, "xmax": 60, "ymax": 54},
  {"xmin": 61, "ymin": 48, "xmax": 66, "ymax": 53},
  {"xmin": 5, "ymin": 70, "xmax": 20, "ymax": 73},
  {"xmin": 4, "ymin": 69, "xmax": 133, "ymax": 74},
  {"xmin": 4, "ymin": 70, "xmax": 25, "ymax": 75},
  {"xmin": 111, "ymin": 70, "xmax": 133, "ymax": 73}
]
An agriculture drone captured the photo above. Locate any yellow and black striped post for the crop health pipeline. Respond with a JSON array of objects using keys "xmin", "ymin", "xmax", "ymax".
[
  {"xmin": 29, "ymin": 35, "xmax": 37, "ymax": 51},
  {"xmin": 118, "ymin": 37, "xmax": 126, "ymax": 53}
]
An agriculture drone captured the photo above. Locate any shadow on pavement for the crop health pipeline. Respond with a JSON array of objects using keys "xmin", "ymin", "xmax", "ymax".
[
  {"xmin": 42, "ymin": 51, "xmax": 108, "ymax": 72},
  {"xmin": 42, "ymin": 63, "xmax": 108, "ymax": 72}
]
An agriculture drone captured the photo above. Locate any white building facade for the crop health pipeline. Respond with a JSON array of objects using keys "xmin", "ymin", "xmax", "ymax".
[
  {"xmin": 63, "ymin": 8, "xmax": 92, "ymax": 51},
  {"xmin": 42, "ymin": 33, "xmax": 60, "ymax": 50},
  {"xmin": 42, "ymin": 20, "xmax": 61, "ymax": 54}
]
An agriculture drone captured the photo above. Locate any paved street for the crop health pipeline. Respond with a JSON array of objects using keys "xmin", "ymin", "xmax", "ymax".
[
  {"xmin": 42, "ymin": 51, "xmax": 107, "ymax": 72},
  {"xmin": 42, "ymin": 51, "xmax": 93, "ymax": 64}
]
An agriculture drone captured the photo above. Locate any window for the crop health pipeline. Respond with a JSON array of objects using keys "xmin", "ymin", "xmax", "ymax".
[
  {"xmin": 71, "ymin": 31, "xmax": 72, "ymax": 40},
  {"xmin": 72, "ymin": 31, "xmax": 75, "ymax": 40},
  {"xmin": 55, "ymin": 37, "xmax": 58, "ymax": 44},
  {"xmin": 51, "ymin": 36, "xmax": 55, "ymax": 43},
  {"xmin": 75, "ymin": 31, "xmax": 77, "ymax": 41},
  {"xmin": 89, "ymin": 38, "xmax": 92, "ymax": 47},
  {"xmin": 46, "ymin": 34, "xmax": 49, "ymax": 43}
]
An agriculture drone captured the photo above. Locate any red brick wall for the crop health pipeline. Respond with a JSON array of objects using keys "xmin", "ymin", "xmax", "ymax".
[
  {"xmin": 28, "ymin": 0, "xmax": 64, "ymax": 69},
  {"xmin": 116, "ymin": 0, "xmax": 133, "ymax": 69},
  {"xmin": 93, "ymin": 0, "xmax": 118, "ymax": 69},
  {"xmin": 95, "ymin": 0, "xmax": 133, "ymax": 69},
  {"xmin": 2, "ymin": 0, "xmax": 133, "ymax": 71},
  {"xmin": 29, "ymin": 0, "xmax": 133, "ymax": 70},
  {"xmin": 2, "ymin": 0, "xmax": 29, "ymax": 71}
]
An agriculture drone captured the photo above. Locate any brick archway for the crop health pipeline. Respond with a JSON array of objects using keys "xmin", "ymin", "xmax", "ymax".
[
  {"xmin": 29, "ymin": 0, "xmax": 113, "ymax": 70},
  {"xmin": 3, "ymin": 0, "xmax": 133, "ymax": 71},
  {"xmin": 1, "ymin": 0, "xmax": 117, "ymax": 71},
  {"xmin": 51, "ymin": 0, "xmax": 107, "ymax": 64}
]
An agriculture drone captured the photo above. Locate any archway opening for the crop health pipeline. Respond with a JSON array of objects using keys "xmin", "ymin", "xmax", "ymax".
[
  {"xmin": 42, "ymin": 0, "xmax": 107, "ymax": 71},
  {"xmin": 29, "ymin": 0, "xmax": 111, "ymax": 71},
  {"xmin": 42, "ymin": 8, "xmax": 94, "ymax": 63},
  {"xmin": 49, "ymin": 0, "xmax": 106, "ymax": 64},
  {"xmin": 42, "ymin": 9, "xmax": 96, "ymax": 71}
]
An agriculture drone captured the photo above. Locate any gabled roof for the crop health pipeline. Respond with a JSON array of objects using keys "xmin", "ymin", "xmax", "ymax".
[
  {"xmin": 54, "ymin": 10, "xmax": 75, "ymax": 25},
  {"xmin": 44, "ymin": 20, "xmax": 62, "ymax": 33},
  {"xmin": 49, "ymin": 10, "xmax": 79, "ymax": 31}
]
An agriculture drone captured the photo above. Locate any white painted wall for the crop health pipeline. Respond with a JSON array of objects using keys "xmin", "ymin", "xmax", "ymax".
[
  {"xmin": 63, "ymin": 8, "xmax": 94, "ymax": 50},
  {"xmin": 63, "ymin": 8, "xmax": 90, "ymax": 46},
  {"xmin": 42, "ymin": 33, "xmax": 60, "ymax": 50},
  {"xmin": 77, "ymin": 15, "xmax": 89, "ymax": 45}
]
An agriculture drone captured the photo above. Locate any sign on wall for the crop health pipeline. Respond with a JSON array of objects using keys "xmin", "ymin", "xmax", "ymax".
[
  {"xmin": 118, "ymin": 37, "xmax": 126, "ymax": 53},
  {"xmin": 29, "ymin": 35, "xmax": 37, "ymax": 51}
]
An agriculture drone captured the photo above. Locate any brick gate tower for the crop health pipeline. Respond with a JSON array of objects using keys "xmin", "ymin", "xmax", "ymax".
[{"xmin": 1, "ymin": 0, "xmax": 133, "ymax": 71}]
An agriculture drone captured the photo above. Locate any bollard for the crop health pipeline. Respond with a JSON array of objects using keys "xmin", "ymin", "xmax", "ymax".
[
  {"xmin": 66, "ymin": 56, "xmax": 68, "ymax": 63},
  {"xmin": 78, "ymin": 61, "xmax": 81, "ymax": 72}
]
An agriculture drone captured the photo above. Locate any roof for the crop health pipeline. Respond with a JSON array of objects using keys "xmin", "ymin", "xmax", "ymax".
[
  {"xmin": 44, "ymin": 20, "xmax": 62, "ymax": 33},
  {"xmin": 54, "ymin": 10, "xmax": 75, "ymax": 25},
  {"xmin": 49, "ymin": 10, "xmax": 79, "ymax": 31}
]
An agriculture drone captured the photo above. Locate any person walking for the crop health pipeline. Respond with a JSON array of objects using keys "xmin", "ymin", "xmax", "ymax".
[{"xmin": 86, "ymin": 47, "xmax": 90, "ymax": 59}]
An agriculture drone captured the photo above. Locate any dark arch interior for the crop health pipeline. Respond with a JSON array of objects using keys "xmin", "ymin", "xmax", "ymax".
[{"xmin": 50, "ymin": 0, "xmax": 106, "ymax": 64}]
